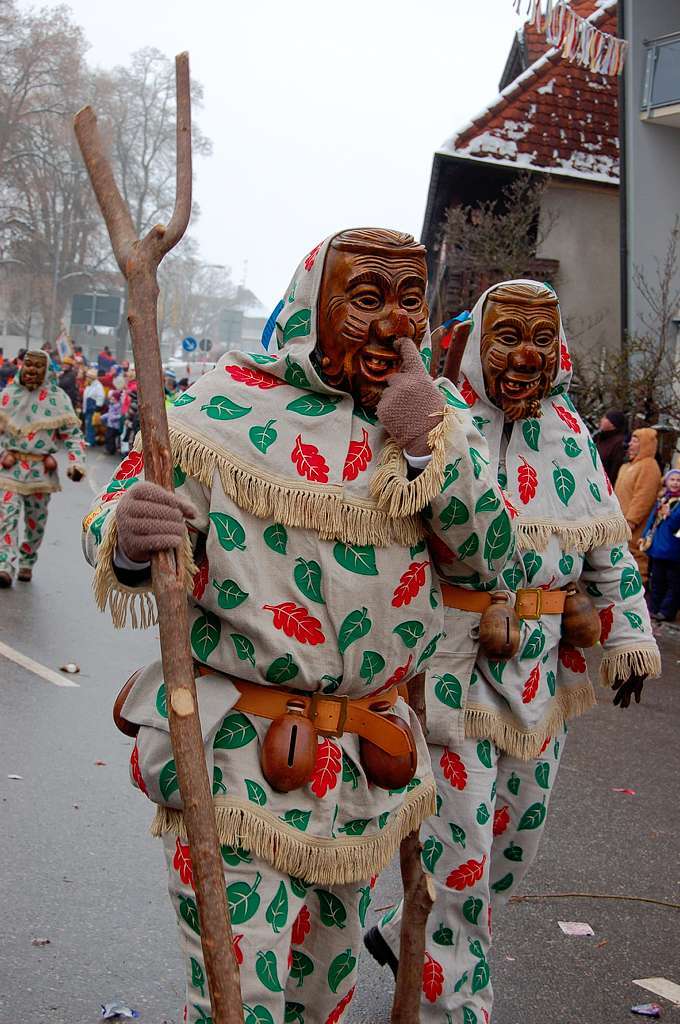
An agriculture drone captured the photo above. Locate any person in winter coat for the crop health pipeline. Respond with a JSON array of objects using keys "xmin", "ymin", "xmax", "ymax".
[
  {"xmin": 595, "ymin": 409, "xmax": 627, "ymax": 485},
  {"xmin": 83, "ymin": 370, "xmax": 105, "ymax": 446},
  {"xmin": 615, "ymin": 428, "xmax": 662, "ymax": 582},
  {"xmin": 102, "ymin": 390, "xmax": 123, "ymax": 455},
  {"xmin": 642, "ymin": 468, "xmax": 680, "ymax": 622},
  {"xmin": 58, "ymin": 356, "xmax": 79, "ymax": 409}
]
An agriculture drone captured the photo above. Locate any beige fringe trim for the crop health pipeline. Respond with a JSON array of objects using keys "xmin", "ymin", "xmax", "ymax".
[
  {"xmin": 599, "ymin": 644, "xmax": 662, "ymax": 686},
  {"xmin": 150, "ymin": 780, "xmax": 437, "ymax": 885},
  {"xmin": 464, "ymin": 684, "xmax": 596, "ymax": 760},
  {"xmin": 0, "ymin": 412, "xmax": 80, "ymax": 437},
  {"xmin": 0, "ymin": 477, "xmax": 60, "ymax": 496},
  {"xmin": 370, "ymin": 408, "xmax": 454, "ymax": 518},
  {"xmin": 93, "ymin": 514, "xmax": 197, "ymax": 630},
  {"xmin": 516, "ymin": 515, "xmax": 630, "ymax": 554},
  {"xmin": 138, "ymin": 427, "xmax": 425, "ymax": 548}
]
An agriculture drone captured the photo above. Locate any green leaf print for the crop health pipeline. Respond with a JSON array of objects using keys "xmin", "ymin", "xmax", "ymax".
[
  {"xmin": 89, "ymin": 513, "xmax": 108, "ymax": 545},
  {"xmin": 338, "ymin": 608, "xmax": 372, "ymax": 654},
  {"xmin": 546, "ymin": 670, "xmax": 556, "ymax": 696},
  {"xmin": 212, "ymin": 766, "xmax": 227, "ymax": 795},
  {"xmin": 420, "ymin": 345, "xmax": 432, "ymax": 372},
  {"xmin": 359, "ymin": 650, "xmax": 385, "ymax": 685},
  {"xmin": 434, "ymin": 674, "xmax": 462, "ymax": 709},
  {"xmin": 180, "ymin": 895, "xmax": 200, "ymax": 935},
  {"xmin": 289, "ymin": 877, "xmax": 310, "ymax": 899},
  {"xmin": 520, "ymin": 623, "xmax": 545, "ymax": 660},
  {"xmin": 358, "ymin": 886, "xmax": 372, "ymax": 928},
  {"xmin": 624, "ymin": 610, "xmax": 644, "ymax": 631},
  {"xmin": 214, "ymin": 712, "xmax": 257, "ymax": 749},
  {"xmin": 283, "ymin": 354, "xmax": 311, "ymax": 388},
  {"xmin": 263, "ymin": 523, "xmax": 288, "ymax": 554},
  {"xmin": 256, "ymin": 950, "xmax": 283, "ymax": 992},
  {"xmin": 286, "ymin": 394, "xmax": 340, "ymax": 416},
  {"xmin": 472, "ymin": 958, "xmax": 490, "ymax": 993},
  {"xmin": 483, "ymin": 511, "xmax": 512, "ymax": 568},
  {"xmin": 535, "ymin": 762, "xmax": 551, "ymax": 789},
  {"xmin": 432, "ymin": 923, "xmax": 454, "ymax": 946},
  {"xmin": 342, "ymin": 753, "xmax": 359, "ymax": 789},
  {"xmin": 421, "ymin": 835, "xmax": 443, "ymax": 873},
  {"xmin": 244, "ymin": 1005, "xmax": 275, "ymax": 1024},
  {"xmin": 190, "ymin": 956, "xmax": 206, "ymax": 996},
  {"xmin": 449, "ymin": 823, "xmax": 466, "ymax": 848},
  {"xmin": 328, "ymin": 948, "xmax": 357, "ymax": 993},
  {"xmin": 155, "ymin": 683, "xmax": 168, "ymax": 719},
  {"xmin": 229, "ymin": 633, "xmax": 256, "ymax": 666},
  {"xmin": 249, "ymin": 420, "xmax": 278, "ymax": 453},
  {"xmin": 488, "ymin": 660, "xmax": 506, "ymax": 684},
  {"xmin": 522, "ymin": 551, "xmax": 543, "ymax": 584},
  {"xmin": 221, "ymin": 844, "xmax": 253, "ymax": 866},
  {"xmin": 438, "ymin": 383, "xmax": 468, "ymax": 409},
  {"xmin": 473, "ymin": 415, "xmax": 490, "ymax": 434},
  {"xmin": 378, "ymin": 811, "xmax": 389, "ymax": 829},
  {"xmin": 173, "ymin": 392, "xmax": 195, "ymax": 407},
  {"xmin": 587, "ymin": 437, "xmax": 598, "ymax": 468},
  {"xmin": 508, "ymin": 771, "xmax": 520, "ymax": 796},
  {"xmin": 463, "ymin": 897, "xmax": 483, "ymax": 925},
  {"xmin": 491, "ymin": 873, "xmax": 514, "ymax": 894},
  {"xmin": 159, "ymin": 759, "xmax": 179, "ymax": 801},
  {"xmin": 321, "ymin": 674, "xmax": 343, "ymax": 694},
  {"xmin": 504, "ymin": 842, "xmax": 523, "ymax": 862},
  {"xmin": 559, "ymin": 553, "xmax": 574, "ymax": 575},
  {"xmin": 293, "ymin": 557, "xmax": 325, "ymax": 604},
  {"xmin": 265, "ymin": 654, "xmax": 299, "ymax": 684},
  {"xmin": 338, "ymin": 818, "xmax": 370, "ymax": 836},
  {"xmin": 281, "ymin": 809, "xmax": 311, "ymax": 832},
  {"xmin": 561, "ymin": 437, "xmax": 582, "ymax": 458},
  {"xmin": 245, "ymin": 779, "xmax": 268, "ymax": 806},
  {"xmin": 476, "ymin": 802, "xmax": 490, "ymax": 825},
  {"xmin": 315, "ymin": 888, "xmax": 347, "ymax": 929},
  {"xmin": 454, "ymin": 972, "xmax": 469, "ymax": 994},
  {"xmin": 290, "ymin": 950, "xmax": 314, "ymax": 987},
  {"xmin": 442, "ymin": 458, "xmax": 462, "ymax": 491},
  {"xmin": 173, "ymin": 465, "xmax": 187, "ymax": 488},
  {"xmin": 440, "ymin": 496, "xmax": 469, "ymax": 529},
  {"xmin": 589, "ymin": 480, "xmax": 602, "ymax": 502},
  {"xmin": 458, "ymin": 532, "xmax": 480, "ymax": 558},
  {"xmin": 552, "ymin": 464, "xmax": 576, "ymax": 506},
  {"xmin": 522, "ymin": 418, "xmax": 540, "ymax": 451},
  {"xmin": 393, "ymin": 620, "xmax": 426, "ymax": 648},
  {"xmin": 610, "ymin": 546, "xmax": 624, "ymax": 565},
  {"xmin": 227, "ymin": 872, "xmax": 262, "ymax": 924},
  {"xmin": 353, "ymin": 403, "xmax": 378, "ymax": 425},
  {"xmin": 502, "ymin": 565, "xmax": 523, "ymax": 591},
  {"xmin": 463, "ymin": 1009, "xmax": 478, "ymax": 1024},
  {"xmin": 212, "ymin": 578, "xmax": 249, "ymax": 609},
  {"xmin": 283, "ymin": 310, "xmax": 312, "ymax": 346},
  {"xmin": 410, "ymin": 539, "xmax": 427, "ymax": 557},
  {"xmin": 283, "ymin": 1004, "xmax": 305, "ymax": 1024},
  {"xmin": 333, "ymin": 542, "xmax": 378, "ymax": 576},
  {"xmin": 417, "ymin": 632, "xmax": 443, "ymax": 668},
  {"xmin": 208, "ymin": 512, "xmax": 246, "ymax": 551},
  {"xmin": 266, "ymin": 881, "xmax": 289, "ymax": 934},
  {"xmin": 620, "ymin": 565, "xmax": 643, "ymax": 599},
  {"xmin": 200, "ymin": 395, "xmax": 251, "ymax": 421},
  {"xmin": 518, "ymin": 800, "xmax": 546, "ymax": 831},
  {"xmin": 585, "ymin": 582, "xmax": 603, "ymax": 597},
  {"xmin": 474, "ymin": 489, "xmax": 501, "ymax": 514},
  {"xmin": 476, "ymin": 740, "xmax": 492, "ymax": 768}
]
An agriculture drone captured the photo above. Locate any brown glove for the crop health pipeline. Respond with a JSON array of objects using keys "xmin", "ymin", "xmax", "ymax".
[
  {"xmin": 43, "ymin": 455, "xmax": 57, "ymax": 473},
  {"xmin": 376, "ymin": 338, "xmax": 444, "ymax": 456},
  {"xmin": 67, "ymin": 466, "xmax": 85, "ymax": 483},
  {"xmin": 1, "ymin": 452, "xmax": 15, "ymax": 469},
  {"xmin": 612, "ymin": 673, "xmax": 645, "ymax": 709},
  {"xmin": 116, "ymin": 481, "xmax": 195, "ymax": 563}
]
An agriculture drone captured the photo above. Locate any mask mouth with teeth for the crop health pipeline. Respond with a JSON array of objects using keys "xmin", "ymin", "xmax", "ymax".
[
  {"xmin": 314, "ymin": 228, "xmax": 429, "ymax": 412},
  {"xmin": 20, "ymin": 351, "xmax": 48, "ymax": 391},
  {"xmin": 480, "ymin": 282, "xmax": 560, "ymax": 421}
]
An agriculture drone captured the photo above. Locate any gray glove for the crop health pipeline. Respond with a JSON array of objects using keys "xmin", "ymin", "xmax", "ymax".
[
  {"xmin": 376, "ymin": 338, "xmax": 445, "ymax": 456},
  {"xmin": 115, "ymin": 481, "xmax": 195, "ymax": 563}
]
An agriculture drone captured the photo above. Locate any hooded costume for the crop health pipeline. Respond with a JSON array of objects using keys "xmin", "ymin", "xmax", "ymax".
[
  {"xmin": 82, "ymin": 235, "xmax": 515, "ymax": 1023},
  {"xmin": 374, "ymin": 282, "xmax": 660, "ymax": 1022},
  {"xmin": 615, "ymin": 427, "xmax": 662, "ymax": 581},
  {"xmin": 0, "ymin": 358, "xmax": 85, "ymax": 581}
]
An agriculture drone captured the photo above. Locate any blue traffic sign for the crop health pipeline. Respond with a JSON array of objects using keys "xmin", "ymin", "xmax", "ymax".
[{"xmin": 182, "ymin": 336, "xmax": 198, "ymax": 353}]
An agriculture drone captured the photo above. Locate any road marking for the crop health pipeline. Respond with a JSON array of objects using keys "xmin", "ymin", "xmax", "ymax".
[{"xmin": 0, "ymin": 639, "xmax": 80, "ymax": 688}]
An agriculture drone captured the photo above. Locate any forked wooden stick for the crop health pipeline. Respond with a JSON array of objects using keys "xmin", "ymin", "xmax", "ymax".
[{"xmin": 74, "ymin": 53, "xmax": 243, "ymax": 1024}]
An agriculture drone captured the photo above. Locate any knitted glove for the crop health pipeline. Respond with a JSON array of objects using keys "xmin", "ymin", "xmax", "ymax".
[
  {"xmin": 116, "ymin": 481, "xmax": 195, "ymax": 563},
  {"xmin": 1, "ymin": 452, "xmax": 15, "ymax": 469},
  {"xmin": 376, "ymin": 338, "xmax": 444, "ymax": 456},
  {"xmin": 612, "ymin": 672, "xmax": 645, "ymax": 709},
  {"xmin": 67, "ymin": 466, "xmax": 85, "ymax": 482}
]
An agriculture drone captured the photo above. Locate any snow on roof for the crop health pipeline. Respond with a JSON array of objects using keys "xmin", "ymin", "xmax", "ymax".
[{"xmin": 441, "ymin": 0, "xmax": 619, "ymax": 185}]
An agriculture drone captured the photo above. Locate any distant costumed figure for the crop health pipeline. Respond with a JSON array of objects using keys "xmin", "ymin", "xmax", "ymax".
[
  {"xmin": 367, "ymin": 281, "xmax": 660, "ymax": 1023},
  {"xmin": 83, "ymin": 229, "xmax": 516, "ymax": 1023},
  {"xmin": 0, "ymin": 350, "xmax": 85, "ymax": 586}
]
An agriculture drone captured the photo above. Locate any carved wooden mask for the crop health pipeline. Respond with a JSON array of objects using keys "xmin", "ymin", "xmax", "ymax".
[{"xmin": 20, "ymin": 351, "xmax": 48, "ymax": 391}]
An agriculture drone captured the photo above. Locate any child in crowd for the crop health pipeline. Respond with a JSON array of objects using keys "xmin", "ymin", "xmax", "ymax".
[
  {"xmin": 102, "ymin": 389, "xmax": 123, "ymax": 455},
  {"xmin": 642, "ymin": 468, "xmax": 680, "ymax": 622}
]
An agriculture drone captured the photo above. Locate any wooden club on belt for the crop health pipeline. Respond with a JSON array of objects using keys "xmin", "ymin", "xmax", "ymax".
[{"xmin": 74, "ymin": 53, "xmax": 244, "ymax": 1024}]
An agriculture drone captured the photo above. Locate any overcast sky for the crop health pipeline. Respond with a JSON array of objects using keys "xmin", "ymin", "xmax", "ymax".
[{"xmin": 31, "ymin": 0, "xmax": 522, "ymax": 312}]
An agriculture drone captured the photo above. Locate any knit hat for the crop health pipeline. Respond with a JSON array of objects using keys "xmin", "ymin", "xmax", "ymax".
[{"xmin": 604, "ymin": 409, "xmax": 626, "ymax": 433}]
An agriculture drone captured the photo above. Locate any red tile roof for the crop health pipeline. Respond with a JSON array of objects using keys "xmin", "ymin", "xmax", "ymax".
[{"xmin": 442, "ymin": 0, "xmax": 619, "ymax": 184}]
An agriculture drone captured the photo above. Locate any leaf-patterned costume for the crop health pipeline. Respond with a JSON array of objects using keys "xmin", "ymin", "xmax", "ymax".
[
  {"xmin": 82, "ymin": 236, "xmax": 515, "ymax": 1023},
  {"xmin": 377, "ymin": 281, "xmax": 661, "ymax": 1022},
  {"xmin": 0, "ymin": 369, "xmax": 85, "ymax": 579}
]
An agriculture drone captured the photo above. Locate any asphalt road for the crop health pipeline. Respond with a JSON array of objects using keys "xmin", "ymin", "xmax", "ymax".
[{"xmin": 1, "ymin": 449, "xmax": 679, "ymax": 1024}]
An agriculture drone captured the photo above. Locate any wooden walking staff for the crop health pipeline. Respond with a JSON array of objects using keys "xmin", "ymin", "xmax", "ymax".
[
  {"xmin": 74, "ymin": 53, "xmax": 244, "ymax": 1024},
  {"xmin": 391, "ymin": 315, "xmax": 474, "ymax": 1023}
]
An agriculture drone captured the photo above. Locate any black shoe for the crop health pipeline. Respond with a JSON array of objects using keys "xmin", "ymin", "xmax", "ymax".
[
  {"xmin": 0, "ymin": 572, "xmax": 12, "ymax": 588},
  {"xmin": 363, "ymin": 925, "xmax": 399, "ymax": 980}
]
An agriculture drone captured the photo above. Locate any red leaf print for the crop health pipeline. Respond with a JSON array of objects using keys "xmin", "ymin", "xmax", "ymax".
[
  {"xmin": 605, "ymin": 471, "xmax": 613, "ymax": 495},
  {"xmin": 1, "ymin": 392, "xmax": 9, "ymax": 406},
  {"xmin": 27, "ymin": 517, "xmax": 36, "ymax": 531},
  {"xmin": 371, "ymin": 654, "xmax": 414, "ymax": 697},
  {"xmin": 100, "ymin": 489, "xmax": 124, "ymax": 504},
  {"xmin": 551, "ymin": 401, "xmax": 581, "ymax": 433},
  {"xmin": 173, "ymin": 837, "xmax": 194, "ymax": 889},
  {"xmin": 460, "ymin": 376, "xmax": 478, "ymax": 407},
  {"xmin": 560, "ymin": 341, "xmax": 572, "ymax": 371},
  {"xmin": 423, "ymin": 953, "xmax": 444, "ymax": 1003},
  {"xmin": 483, "ymin": 1011, "xmax": 490, "ymax": 1024},
  {"xmin": 27, "ymin": 432, "xmax": 35, "ymax": 441},
  {"xmin": 559, "ymin": 643, "xmax": 587, "ymax": 673},
  {"xmin": 391, "ymin": 560, "xmax": 431, "ymax": 608},
  {"xmin": 427, "ymin": 533, "xmax": 457, "ymax": 565},
  {"xmin": 446, "ymin": 854, "xmax": 487, "ymax": 891},
  {"xmin": 262, "ymin": 601, "xmax": 326, "ymax": 645},
  {"xmin": 599, "ymin": 603, "xmax": 614, "ymax": 644},
  {"xmin": 304, "ymin": 242, "xmax": 323, "ymax": 271},
  {"xmin": 440, "ymin": 748, "xmax": 468, "ymax": 790},
  {"xmin": 310, "ymin": 738, "xmax": 342, "ymax": 797},
  {"xmin": 517, "ymin": 455, "xmax": 538, "ymax": 504},
  {"xmin": 130, "ymin": 741, "xmax": 149, "ymax": 797},
  {"xmin": 342, "ymin": 428, "xmax": 372, "ymax": 482},
  {"xmin": 539, "ymin": 735, "xmax": 551, "ymax": 755},
  {"xmin": 38, "ymin": 388, "xmax": 47, "ymax": 401},
  {"xmin": 522, "ymin": 664, "xmax": 541, "ymax": 704},
  {"xmin": 325, "ymin": 986, "xmax": 356, "ymax": 1024},
  {"xmin": 114, "ymin": 451, "xmax": 144, "ymax": 481},
  {"xmin": 493, "ymin": 805, "xmax": 510, "ymax": 837},
  {"xmin": 192, "ymin": 557, "xmax": 209, "ymax": 600},
  {"xmin": 292, "ymin": 905, "xmax": 311, "ymax": 946},
  {"xmin": 232, "ymin": 933, "xmax": 244, "ymax": 966},
  {"xmin": 3, "ymin": 491, "xmax": 13, "ymax": 502},
  {"xmin": 291, "ymin": 435, "xmax": 330, "ymax": 484},
  {"xmin": 224, "ymin": 365, "xmax": 285, "ymax": 389},
  {"xmin": 3, "ymin": 533, "xmax": 11, "ymax": 544},
  {"xmin": 502, "ymin": 490, "xmax": 519, "ymax": 519}
]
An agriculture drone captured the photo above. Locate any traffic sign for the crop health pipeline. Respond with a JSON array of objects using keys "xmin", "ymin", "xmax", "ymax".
[
  {"xmin": 199, "ymin": 338, "xmax": 213, "ymax": 352},
  {"xmin": 182, "ymin": 336, "xmax": 198, "ymax": 353}
]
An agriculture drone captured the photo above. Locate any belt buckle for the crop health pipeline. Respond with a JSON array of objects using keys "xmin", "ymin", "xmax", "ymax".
[
  {"xmin": 518, "ymin": 588, "xmax": 542, "ymax": 620},
  {"xmin": 309, "ymin": 692, "xmax": 348, "ymax": 737}
]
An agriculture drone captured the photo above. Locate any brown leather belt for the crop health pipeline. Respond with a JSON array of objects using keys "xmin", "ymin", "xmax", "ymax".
[
  {"xmin": 7, "ymin": 450, "xmax": 46, "ymax": 462},
  {"xmin": 196, "ymin": 666, "xmax": 412, "ymax": 757},
  {"xmin": 440, "ymin": 582, "xmax": 567, "ymax": 621}
]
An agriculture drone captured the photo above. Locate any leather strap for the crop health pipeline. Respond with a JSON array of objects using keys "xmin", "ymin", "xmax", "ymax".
[
  {"xmin": 441, "ymin": 583, "xmax": 567, "ymax": 620},
  {"xmin": 7, "ymin": 450, "xmax": 46, "ymax": 462}
]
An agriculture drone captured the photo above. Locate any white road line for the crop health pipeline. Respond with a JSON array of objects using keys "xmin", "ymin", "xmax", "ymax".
[{"xmin": 0, "ymin": 639, "xmax": 80, "ymax": 688}]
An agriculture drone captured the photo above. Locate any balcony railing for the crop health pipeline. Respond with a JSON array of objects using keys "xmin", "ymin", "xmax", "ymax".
[{"xmin": 641, "ymin": 32, "xmax": 680, "ymax": 117}]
